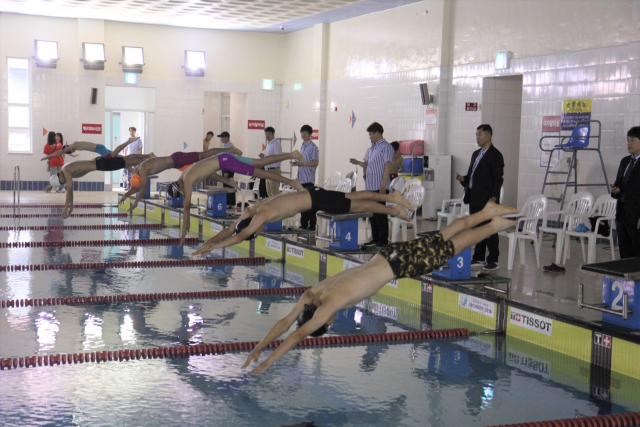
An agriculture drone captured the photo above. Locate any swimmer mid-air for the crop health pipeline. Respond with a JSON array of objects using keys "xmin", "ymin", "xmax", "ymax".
[
  {"xmin": 118, "ymin": 145, "xmax": 242, "ymax": 211},
  {"xmin": 41, "ymin": 137, "xmax": 142, "ymax": 160},
  {"xmin": 46, "ymin": 154, "xmax": 153, "ymax": 218},
  {"xmin": 173, "ymin": 151, "xmax": 307, "ymax": 244},
  {"xmin": 192, "ymin": 188, "xmax": 415, "ymax": 256},
  {"xmin": 240, "ymin": 201, "xmax": 518, "ymax": 375}
]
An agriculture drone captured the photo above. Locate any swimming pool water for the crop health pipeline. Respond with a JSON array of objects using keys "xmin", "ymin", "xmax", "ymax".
[{"xmin": 1, "ymin": 206, "xmax": 639, "ymax": 426}]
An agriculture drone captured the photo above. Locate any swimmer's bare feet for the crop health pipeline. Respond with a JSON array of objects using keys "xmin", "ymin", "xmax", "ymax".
[
  {"xmin": 291, "ymin": 150, "xmax": 305, "ymax": 163},
  {"xmin": 392, "ymin": 206, "xmax": 412, "ymax": 221},
  {"xmin": 390, "ymin": 191, "xmax": 413, "ymax": 210},
  {"xmin": 291, "ymin": 179, "xmax": 304, "ymax": 191},
  {"xmin": 482, "ymin": 200, "xmax": 518, "ymax": 219},
  {"xmin": 490, "ymin": 215, "xmax": 518, "ymax": 232}
]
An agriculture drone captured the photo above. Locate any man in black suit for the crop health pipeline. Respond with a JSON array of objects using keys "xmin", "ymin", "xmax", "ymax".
[
  {"xmin": 610, "ymin": 126, "xmax": 640, "ymax": 259},
  {"xmin": 456, "ymin": 124, "xmax": 505, "ymax": 270}
]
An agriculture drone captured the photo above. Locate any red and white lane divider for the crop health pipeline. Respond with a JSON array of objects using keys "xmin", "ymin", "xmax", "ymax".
[
  {"xmin": 0, "ymin": 213, "xmax": 127, "ymax": 218},
  {"xmin": 0, "ymin": 257, "xmax": 266, "ymax": 273},
  {"xmin": 0, "ymin": 238, "xmax": 200, "ymax": 249},
  {"xmin": 0, "ymin": 224, "xmax": 163, "ymax": 231},
  {"xmin": 0, "ymin": 286, "xmax": 306, "ymax": 308},
  {"xmin": 487, "ymin": 412, "xmax": 640, "ymax": 427},
  {"xmin": 0, "ymin": 328, "xmax": 469, "ymax": 370},
  {"xmin": 0, "ymin": 203, "xmax": 110, "ymax": 209}
]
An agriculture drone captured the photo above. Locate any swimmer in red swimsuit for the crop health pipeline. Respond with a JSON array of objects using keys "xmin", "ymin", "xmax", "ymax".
[
  {"xmin": 193, "ymin": 187, "xmax": 415, "ymax": 256},
  {"xmin": 119, "ymin": 145, "xmax": 241, "ymax": 211},
  {"xmin": 174, "ymin": 150, "xmax": 307, "ymax": 244},
  {"xmin": 241, "ymin": 201, "xmax": 518, "ymax": 375}
]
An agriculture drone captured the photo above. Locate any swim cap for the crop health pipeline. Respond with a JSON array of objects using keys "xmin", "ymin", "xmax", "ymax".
[
  {"xmin": 297, "ymin": 304, "xmax": 329, "ymax": 337},
  {"xmin": 49, "ymin": 174, "xmax": 61, "ymax": 188},
  {"xmin": 167, "ymin": 181, "xmax": 183, "ymax": 199},
  {"xmin": 130, "ymin": 173, "xmax": 142, "ymax": 189},
  {"xmin": 234, "ymin": 218, "xmax": 257, "ymax": 241}
]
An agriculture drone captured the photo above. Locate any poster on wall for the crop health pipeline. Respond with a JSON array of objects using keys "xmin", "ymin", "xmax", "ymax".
[
  {"xmin": 561, "ymin": 99, "xmax": 591, "ymax": 130},
  {"xmin": 540, "ymin": 116, "xmax": 561, "ymax": 168},
  {"xmin": 426, "ymin": 109, "xmax": 437, "ymax": 125}
]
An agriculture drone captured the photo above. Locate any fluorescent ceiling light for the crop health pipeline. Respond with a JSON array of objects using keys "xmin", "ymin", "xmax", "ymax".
[
  {"xmin": 35, "ymin": 40, "xmax": 58, "ymax": 61},
  {"xmin": 84, "ymin": 43, "xmax": 105, "ymax": 62},
  {"xmin": 185, "ymin": 51, "xmax": 206, "ymax": 70},
  {"xmin": 123, "ymin": 46, "xmax": 144, "ymax": 65}
]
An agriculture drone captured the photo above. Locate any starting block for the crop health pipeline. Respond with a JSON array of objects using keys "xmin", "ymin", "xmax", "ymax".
[
  {"xmin": 136, "ymin": 174, "xmax": 158, "ymax": 199},
  {"xmin": 432, "ymin": 247, "xmax": 472, "ymax": 280},
  {"xmin": 580, "ymin": 258, "xmax": 640, "ymax": 330},
  {"xmin": 263, "ymin": 221, "xmax": 282, "ymax": 232},
  {"xmin": 198, "ymin": 188, "xmax": 235, "ymax": 217},
  {"xmin": 167, "ymin": 196, "xmax": 183, "ymax": 207},
  {"xmin": 316, "ymin": 212, "xmax": 372, "ymax": 251}
]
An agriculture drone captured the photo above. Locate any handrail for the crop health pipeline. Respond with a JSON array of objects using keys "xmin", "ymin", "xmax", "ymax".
[
  {"xmin": 538, "ymin": 120, "xmax": 602, "ymax": 152},
  {"xmin": 13, "ymin": 165, "xmax": 20, "ymax": 205}
]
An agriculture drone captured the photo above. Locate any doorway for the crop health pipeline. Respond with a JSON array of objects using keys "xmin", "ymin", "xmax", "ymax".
[{"xmin": 481, "ymin": 75, "xmax": 523, "ymax": 207}]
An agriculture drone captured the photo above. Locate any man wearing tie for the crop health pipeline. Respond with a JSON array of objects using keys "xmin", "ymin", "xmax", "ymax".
[
  {"xmin": 611, "ymin": 127, "xmax": 640, "ymax": 259},
  {"xmin": 456, "ymin": 124, "xmax": 504, "ymax": 270}
]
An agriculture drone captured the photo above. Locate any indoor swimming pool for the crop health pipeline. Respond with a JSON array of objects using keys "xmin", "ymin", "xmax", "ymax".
[{"xmin": 1, "ymin": 204, "xmax": 639, "ymax": 427}]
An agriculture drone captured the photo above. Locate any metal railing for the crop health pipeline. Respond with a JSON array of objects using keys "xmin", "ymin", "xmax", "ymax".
[{"xmin": 13, "ymin": 166, "xmax": 20, "ymax": 205}]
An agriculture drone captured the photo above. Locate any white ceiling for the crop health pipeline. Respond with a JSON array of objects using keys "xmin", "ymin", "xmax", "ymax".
[{"xmin": 0, "ymin": 0, "xmax": 418, "ymax": 32}]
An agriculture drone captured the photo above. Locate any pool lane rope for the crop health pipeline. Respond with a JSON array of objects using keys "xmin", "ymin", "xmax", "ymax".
[
  {"xmin": 0, "ymin": 328, "xmax": 470, "ymax": 370},
  {"xmin": 0, "ymin": 257, "xmax": 266, "ymax": 274},
  {"xmin": 0, "ymin": 238, "xmax": 200, "ymax": 249},
  {"xmin": 0, "ymin": 213, "xmax": 127, "ymax": 218},
  {"xmin": 0, "ymin": 204, "xmax": 112, "ymax": 209},
  {"xmin": 0, "ymin": 285, "xmax": 305, "ymax": 308},
  {"xmin": 0, "ymin": 224, "xmax": 163, "ymax": 231},
  {"xmin": 487, "ymin": 413, "xmax": 640, "ymax": 427}
]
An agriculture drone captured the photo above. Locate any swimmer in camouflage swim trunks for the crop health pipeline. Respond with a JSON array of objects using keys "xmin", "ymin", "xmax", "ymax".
[{"xmin": 241, "ymin": 200, "xmax": 518, "ymax": 375}]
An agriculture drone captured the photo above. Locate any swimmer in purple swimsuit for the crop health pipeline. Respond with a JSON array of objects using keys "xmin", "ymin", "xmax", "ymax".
[
  {"xmin": 119, "ymin": 145, "xmax": 242, "ymax": 211},
  {"xmin": 173, "ymin": 150, "xmax": 306, "ymax": 244}
]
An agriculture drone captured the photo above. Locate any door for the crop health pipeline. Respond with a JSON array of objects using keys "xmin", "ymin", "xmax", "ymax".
[{"xmin": 103, "ymin": 111, "xmax": 121, "ymax": 187}]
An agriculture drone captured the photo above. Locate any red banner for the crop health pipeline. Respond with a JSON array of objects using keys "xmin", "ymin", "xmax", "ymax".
[
  {"xmin": 465, "ymin": 103, "xmax": 478, "ymax": 112},
  {"xmin": 248, "ymin": 120, "xmax": 265, "ymax": 130},
  {"xmin": 82, "ymin": 124, "xmax": 102, "ymax": 134},
  {"xmin": 542, "ymin": 115, "xmax": 561, "ymax": 132},
  {"xmin": 311, "ymin": 130, "xmax": 319, "ymax": 140}
]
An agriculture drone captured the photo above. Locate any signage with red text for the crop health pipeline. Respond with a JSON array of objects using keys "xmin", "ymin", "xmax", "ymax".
[
  {"xmin": 542, "ymin": 116, "xmax": 561, "ymax": 132},
  {"xmin": 248, "ymin": 120, "xmax": 266, "ymax": 130},
  {"xmin": 465, "ymin": 103, "xmax": 478, "ymax": 112},
  {"xmin": 311, "ymin": 130, "xmax": 319, "ymax": 140},
  {"xmin": 82, "ymin": 124, "xmax": 102, "ymax": 134}
]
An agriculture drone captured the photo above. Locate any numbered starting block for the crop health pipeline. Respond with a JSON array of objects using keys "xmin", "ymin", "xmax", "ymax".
[
  {"xmin": 432, "ymin": 247, "xmax": 472, "ymax": 280},
  {"xmin": 198, "ymin": 188, "xmax": 235, "ymax": 217},
  {"xmin": 316, "ymin": 212, "xmax": 372, "ymax": 251},
  {"xmin": 581, "ymin": 258, "xmax": 640, "ymax": 330}
]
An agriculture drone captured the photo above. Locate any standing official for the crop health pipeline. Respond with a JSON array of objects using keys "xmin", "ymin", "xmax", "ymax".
[
  {"xmin": 362, "ymin": 122, "xmax": 394, "ymax": 247},
  {"xmin": 611, "ymin": 126, "xmax": 640, "ymax": 258},
  {"xmin": 294, "ymin": 124, "xmax": 320, "ymax": 230},
  {"xmin": 219, "ymin": 131, "xmax": 242, "ymax": 207},
  {"xmin": 262, "ymin": 127, "xmax": 282, "ymax": 197},
  {"xmin": 456, "ymin": 124, "xmax": 504, "ymax": 270}
]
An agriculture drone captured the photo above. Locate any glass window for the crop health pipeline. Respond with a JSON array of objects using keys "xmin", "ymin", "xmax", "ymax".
[{"xmin": 7, "ymin": 58, "xmax": 31, "ymax": 153}]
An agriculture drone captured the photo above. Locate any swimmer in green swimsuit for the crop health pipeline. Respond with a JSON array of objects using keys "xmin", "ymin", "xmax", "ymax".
[{"xmin": 242, "ymin": 200, "xmax": 518, "ymax": 375}]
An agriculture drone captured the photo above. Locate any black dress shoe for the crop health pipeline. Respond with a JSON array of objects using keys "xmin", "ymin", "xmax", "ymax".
[{"xmin": 362, "ymin": 240, "xmax": 378, "ymax": 247}]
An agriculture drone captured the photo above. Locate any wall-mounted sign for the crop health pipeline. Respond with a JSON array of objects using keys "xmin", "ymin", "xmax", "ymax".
[
  {"xmin": 465, "ymin": 103, "xmax": 478, "ymax": 112},
  {"xmin": 82, "ymin": 124, "xmax": 102, "ymax": 134},
  {"xmin": 540, "ymin": 115, "xmax": 561, "ymax": 168},
  {"xmin": 426, "ymin": 109, "xmax": 437, "ymax": 125},
  {"xmin": 561, "ymin": 98, "xmax": 591, "ymax": 130},
  {"xmin": 311, "ymin": 130, "xmax": 319, "ymax": 140},
  {"xmin": 542, "ymin": 116, "xmax": 561, "ymax": 132},
  {"xmin": 248, "ymin": 120, "xmax": 265, "ymax": 130}
]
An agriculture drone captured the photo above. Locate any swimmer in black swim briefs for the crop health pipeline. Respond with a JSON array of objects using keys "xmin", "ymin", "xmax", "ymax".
[
  {"xmin": 240, "ymin": 201, "xmax": 518, "ymax": 375},
  {"xmin": 193, "ymin": 188, "xmax": 415, "ymax": 256}
]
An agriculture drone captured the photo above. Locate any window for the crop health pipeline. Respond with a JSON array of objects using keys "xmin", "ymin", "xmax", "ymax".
[{"xmin": 7, "ymin": 58, "xmax": 31, "ymax": 153}]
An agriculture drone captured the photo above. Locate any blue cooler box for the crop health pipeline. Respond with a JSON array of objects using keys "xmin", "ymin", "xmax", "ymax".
[{"xmin": 403, "ymin": 158, "xmax": 423, "ymax": 174}]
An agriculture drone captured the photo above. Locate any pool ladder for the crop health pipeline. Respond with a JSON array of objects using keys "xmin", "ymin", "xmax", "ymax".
[{"xmin": 13, "ymin": 165, "xmax": 20, "ymax": 205}]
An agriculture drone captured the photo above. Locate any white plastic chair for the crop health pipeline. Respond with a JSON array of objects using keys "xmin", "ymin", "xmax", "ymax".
[
  {"xmin": 345, "ymin": 171, "xmax": 358, "ymax": 192},
  {"xmin": 538, "ymin": 192, "xmax": 593, "ymax": 264},
  {"xmin": 238, "ymin": 178, "xmax": 259, "ymax": 214},
  {"xmin": 437, "ymin": 195, "xmax": 465, "ymax": 230},
  {"xmin": 403, "ymin": 178, "xmax": 422, "ymax": 195},
  {"xmin": 389, "ymin": 176, "xmax": 407, "ymax": 195},
  {"xmin": 563, "ymin": 194, "xmax": 617, "ymax": 265},
  {"xmin": 324, "ymin": 171, "xmax": 342, "ymax": 191},
  {"xmin": 501, "ymin": 194, "xmax": 548, "ymax": 270},
  {"xmin": 389, "ymin": 185, "xmax": 425, "ymax": 242}
]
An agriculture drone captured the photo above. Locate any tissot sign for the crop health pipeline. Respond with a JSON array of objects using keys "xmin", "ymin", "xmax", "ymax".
[{"xmin": 82, "ymin": 124, "xmax": 102, "ymax": 134}]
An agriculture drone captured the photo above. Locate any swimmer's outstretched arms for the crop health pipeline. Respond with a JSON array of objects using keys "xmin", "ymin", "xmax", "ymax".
[
  {"xmin": 242, "ymin": 201, "xmax": 518, "ymax": 375},
  {"xmin": 193, "ymin": 189, "xmax": 414, "ymax": 256}
]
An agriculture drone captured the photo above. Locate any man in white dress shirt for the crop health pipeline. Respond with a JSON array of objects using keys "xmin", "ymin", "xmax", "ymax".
[{"xmin": 262, "ymin": 126, "xmax": 282, "ymax": 197}]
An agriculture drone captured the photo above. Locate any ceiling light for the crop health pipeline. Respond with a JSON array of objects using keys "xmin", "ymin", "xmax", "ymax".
[
  {"xmin": 34, "ymin": 40, "xmax": 58, "ymax": 68},
  {"xmin": 82, "ymin": 43, "xmax": 106, "ymax": 70},
  {"xmin": 122, "ymin": 46, "xmax": 144, "ymax": 73},
  {"xmin": 184, "ymin": 50, "xmax": 206, "ymax": 77}
]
